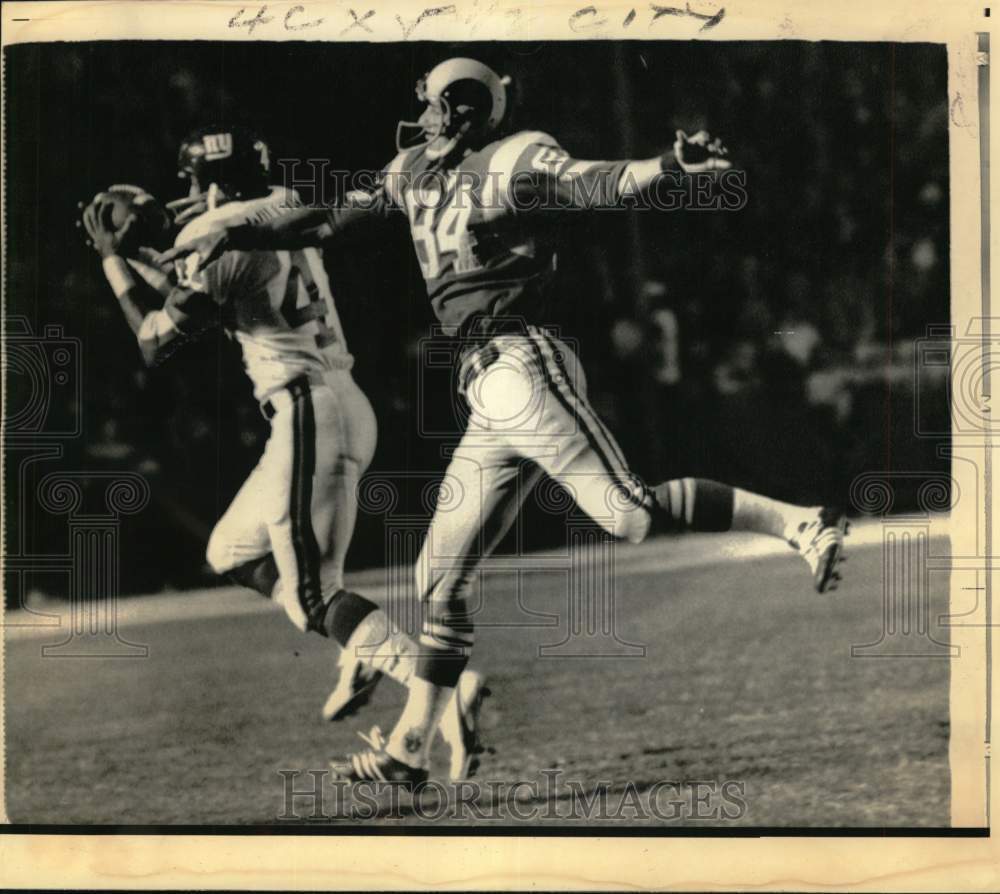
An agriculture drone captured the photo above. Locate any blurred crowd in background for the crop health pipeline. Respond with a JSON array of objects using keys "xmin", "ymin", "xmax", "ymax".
[{"xmin": 5, "ymin": 40, "xmax": 950, "ymax": 598}]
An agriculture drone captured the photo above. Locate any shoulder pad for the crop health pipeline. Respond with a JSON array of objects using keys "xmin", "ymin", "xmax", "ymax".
[
  {"xmin": 382, "ymin": 147, "xmax": 422, "ymax": 205},
  {"xmin": 491, "ymin": 131, "xmax": 562, "ymax": 175},
  {"xmin": 483, "ymin": 131, "xmax": 564, "ymax": 206}
]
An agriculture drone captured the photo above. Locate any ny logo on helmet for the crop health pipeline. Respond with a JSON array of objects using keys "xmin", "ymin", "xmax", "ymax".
[{"xmin": 203, "ymin": 133, "xmax": 234, "ymax": 161}]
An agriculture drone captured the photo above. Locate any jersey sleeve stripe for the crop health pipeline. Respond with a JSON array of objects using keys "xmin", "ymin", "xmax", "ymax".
[{"xmin": 486, "ymin": 130, "xmax": 560, "ymax": 207}]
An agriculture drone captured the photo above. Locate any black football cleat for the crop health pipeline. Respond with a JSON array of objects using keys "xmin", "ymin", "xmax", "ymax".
[{"xmin": 329, "ymin": 726, "xmax": 429, "ymax": 786}]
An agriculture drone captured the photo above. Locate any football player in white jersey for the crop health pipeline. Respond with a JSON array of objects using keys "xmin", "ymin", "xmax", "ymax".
[{"xmin": 82, "ymin": 125, "xmax": 487, "ymax": 781}]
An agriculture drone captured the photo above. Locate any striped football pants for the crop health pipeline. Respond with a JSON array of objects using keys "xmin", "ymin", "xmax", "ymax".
[
  {"xmin": 205, "ymin": 371, "xmax": 377, "ymax": 632},
  {"xmin": 417, "ymin": 327, "xmax": 652, "ymax": 652}
]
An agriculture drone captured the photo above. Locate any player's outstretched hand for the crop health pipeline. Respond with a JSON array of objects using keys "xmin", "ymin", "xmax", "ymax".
[
  {"xmin": 165, "ymin": 194, "xmax": 208, "ymax": 226},
  {"xmin": 673, "ymin": 130, "xmax": 731, "ymax": 173},
  {"xmin": 158, "ymin": 226, "xmax": 232, "ymax": 272},
  {"xmin": 79, "ymin": 197, "xmax": 140, "ymax": 259}
]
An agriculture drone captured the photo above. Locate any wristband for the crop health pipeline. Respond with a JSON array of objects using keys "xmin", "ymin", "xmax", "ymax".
[
  {"xmin": 659, "ymin": 149, "xmax": 682, "ymax": 173},
  {"xmin": 102, "ymin": 255, "xmax": 136, "ymax": 299}
]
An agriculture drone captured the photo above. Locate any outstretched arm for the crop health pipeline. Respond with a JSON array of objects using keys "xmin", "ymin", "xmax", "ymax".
[
  {"xmin": 160, "ymin": 188, "xmax": 391, "ymax": 270},
  {"xmin": 83, "ymin": 200, "xmax": 215, "ymax": 367},
  {"xmin": 511, "ymin": 129, "xmax": 731, "ymax": 209}
]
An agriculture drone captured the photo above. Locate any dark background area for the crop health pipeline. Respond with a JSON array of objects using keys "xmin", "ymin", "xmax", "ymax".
[{"xmin": 4, "ymin": 40, "xmax": 950, "ymax": 599}]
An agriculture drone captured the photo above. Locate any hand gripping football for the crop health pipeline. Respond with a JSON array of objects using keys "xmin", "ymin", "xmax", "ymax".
[{"xmin": 77, "ymin": 184, "xmax": 174, "ymax": 254}]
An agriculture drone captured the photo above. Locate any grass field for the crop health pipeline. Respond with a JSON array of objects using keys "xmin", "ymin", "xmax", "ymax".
[{"xmin": 3, "ymin": 528, "xmax": 950, "ymax": 827}]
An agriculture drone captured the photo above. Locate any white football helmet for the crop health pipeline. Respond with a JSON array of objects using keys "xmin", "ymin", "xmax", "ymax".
[{"xmin": 396, "ymin": 57, "xmax": 511, "ymax": 160}]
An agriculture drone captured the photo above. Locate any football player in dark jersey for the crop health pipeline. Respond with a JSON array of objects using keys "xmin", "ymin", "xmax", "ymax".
[{"xmin": 163, "ymin": 59, "xmax": 847, "ymax": 784}]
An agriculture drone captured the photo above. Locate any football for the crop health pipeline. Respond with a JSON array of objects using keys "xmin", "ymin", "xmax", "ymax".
[{"xmin": 89, "ymin": 184, "xmax": 174, "ymax": 251}]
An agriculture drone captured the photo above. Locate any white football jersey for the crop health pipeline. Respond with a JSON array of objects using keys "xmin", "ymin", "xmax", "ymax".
[{"xmin": 172, "ymin": 187, "xmax": 353, "ymax": 402}]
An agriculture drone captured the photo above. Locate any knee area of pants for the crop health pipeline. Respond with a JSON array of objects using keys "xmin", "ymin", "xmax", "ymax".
[
  {"xmin": 620, "ymin": 507, "xmax": 651, "ymax": 545},
  {"xmin": 205, "ymin": 533, "xmax": 231, "ymax": 574},
  {"xmin": 599, "ymin": 483, "xmax": 651, "ymax": 544},
  {"xmin": 332, "ymin": 455, "xmax": 363, "ymax": 478},
  {"xmin": 466, "ymin": 362, "xmax": 540, "ymax": 431}
]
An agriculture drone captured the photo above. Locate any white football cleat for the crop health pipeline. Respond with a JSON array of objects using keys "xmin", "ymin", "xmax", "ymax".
[
  {"xmin": 793, "ymin": 507, "xmax": 849, "ymax": 593},
  {"xmin": 437, "ymin": 669, "xmax": 492, "ymax": 781}
]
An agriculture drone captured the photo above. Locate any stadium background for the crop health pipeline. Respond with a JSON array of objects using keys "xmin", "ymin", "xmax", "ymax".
[{"xmin": 4, "ymin": 40, "xmax": 950, "ymax": 599}]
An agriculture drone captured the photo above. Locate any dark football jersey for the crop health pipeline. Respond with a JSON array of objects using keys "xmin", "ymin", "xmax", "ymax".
[{"xmin": 330, "ymin": 130, "xmax": 633, "ymax": 336}]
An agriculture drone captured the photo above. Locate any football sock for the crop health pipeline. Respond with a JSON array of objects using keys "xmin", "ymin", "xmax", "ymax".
[
  {"xmin": 650, "ymin": 478, "xmax": 733, "ymax": 533},
  {"xmin": 650, "ymin": 478, "xmax": 819, "ymax": 544},
  {"xmin": 317, "ymin": 589, "xmax": 421, "ymax": 687},
  {"xmin": 385, "ymin": 647, "xmax": 468, "ymax": 768},
  {"xmin": 336, "ymin": 603, "xmax": 420, "ymax": 687},
  {"xmin": 731, "ymin": 489, "xmax": 820, "ymax": 544},
  {"xmin": 321, "ymin": 589, "xmax": 378, "ymax": 646}
]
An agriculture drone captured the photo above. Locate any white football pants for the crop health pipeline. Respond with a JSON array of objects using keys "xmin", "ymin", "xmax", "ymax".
[
  {"xmin": 206, "ymin": 370, "xmax": 377, "ymax": 632},
  {"xmin": 416, "ymin": 326, "xmax": 651, "ymax": 650}
]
